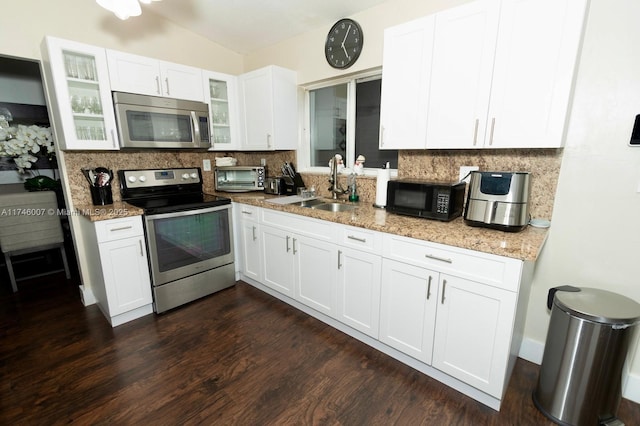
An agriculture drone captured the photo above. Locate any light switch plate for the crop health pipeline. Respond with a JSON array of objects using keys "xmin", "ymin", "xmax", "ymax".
[
  {"xmin": 459, "ymin": 166, "xmax": 479, "ymax": 183},
  {"xmin": 203, "ymin": 159, "xmax": 211, "ymax": 172}
]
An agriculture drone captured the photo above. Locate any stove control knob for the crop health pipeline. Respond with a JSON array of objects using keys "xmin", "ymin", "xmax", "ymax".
[
  {"xmin": 128, "ymin": 176, "xmax": 136, "ymax": 183},
  {"xmin": 182, "ymin": 173, "xmax": 190, "ymax": 180},
  {"xmin": 190, "ymin": 172, "xmax": 198, "ymax": 179},
  {"xmin": 139, "ymin": 176, "xmax": 147, "ymax": 182}
]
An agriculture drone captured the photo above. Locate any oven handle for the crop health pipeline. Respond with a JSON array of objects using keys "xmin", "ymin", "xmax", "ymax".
[{"xmin": 143, "ymin": 203, "xmax": 231, "ymax": 220}]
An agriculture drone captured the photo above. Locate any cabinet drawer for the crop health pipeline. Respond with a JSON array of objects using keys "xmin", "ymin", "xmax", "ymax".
[
  {"xmin": 261, "ymin": 209, "xmax": 336, "ymax": 242},
  {"xmin": 94, "ymin": 216, "xmax": 144, "ymax": 243},
  {"xmin": 237, "ymin": 203, "xmax": 259, "ymax": 220},
  {"xmin": 382, "ymin": 234, "xmax": 522, "ymax": 291},
  {"xmin": 339, "ymin": 225, "xmax": 382, "ymax": 255}
]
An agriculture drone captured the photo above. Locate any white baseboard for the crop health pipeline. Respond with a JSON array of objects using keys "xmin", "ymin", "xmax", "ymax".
[
  {"xmin": 78, "ymin": 285, "xmax": 96, "ymax": 306},
  {"xmin": 519, "ymin": 336, "xmax": 544, "ymax": 365},
  {"xmin": 519, "ymin": 336, "xmax": 640, "ymax": 404}
]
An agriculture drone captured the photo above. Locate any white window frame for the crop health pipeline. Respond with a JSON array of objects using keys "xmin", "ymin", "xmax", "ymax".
[{"xmin": 298, "ymin": 68, "xmax": 397, "ymax": 178}]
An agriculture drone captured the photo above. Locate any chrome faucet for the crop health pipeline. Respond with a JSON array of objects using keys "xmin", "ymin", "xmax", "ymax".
[{"xmin": 328, "ymin": 154, "xmax": 348, "ymax": 200}]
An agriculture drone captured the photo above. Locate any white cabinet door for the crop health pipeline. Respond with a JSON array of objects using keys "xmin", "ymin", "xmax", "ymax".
[
  {"xmin": 40, "ymin": 37, "xmax": 119, "ymax": 150},
  {"xmin": 204, "ymin": 71, "xmax": 242, "ymax": 150},
  {"xmin": 379, "ymin": 259, "xmax": 438, "ymax": 364},
  {"xmin": 260, "ymin": 224, "xmax": 295, "ymax": 297},
  {"xmin": 379, "ymin": 15, "xmax": 435, "ymax": 150},
  {"xmin": 106, "ymin": 50, "xmax": 203, "ymax": 101},
  {"xmin": 486, "ymin": 0, "xmax": 588, "ymax": 148},
  {"xmin": 239, "ymin": 65, "xmax": 297, "ymax": 151},
  {"xmin": 432, "ymin": 274, "xmax": 517, "ymax": 398},
  {"xmin": 425, "ymin": 0, "xmax": 587, "ymax": 149},
  {"xmin": 425, "ymin": 0, "xmax": 499, "ymax": 149},
  {"xmin": 160, "ymin": 61, "xmax": 203, "ymax": 101},
  {"xmin": 336, "ymin": 247, "xmax": 382, "ymax": 338},
  {"xmin": 240, "ymin": 215, "xmax": 262, "ymax": 283},
  {"xmin": 295, "ymin": 234, "xmax": 338, "ymax": 318},
  {"xmin": 99, "ymin": 236, "xmax": 152, "ymax": 317}
]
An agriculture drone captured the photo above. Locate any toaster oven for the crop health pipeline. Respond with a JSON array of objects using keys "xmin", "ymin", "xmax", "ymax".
[{"xmin": 214, "ymin": 166, "xmax": 265, "ymax": 192}]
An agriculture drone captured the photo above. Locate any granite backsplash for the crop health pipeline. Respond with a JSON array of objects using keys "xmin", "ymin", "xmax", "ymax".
[{"xmin": 63, "ymin": 148, "xmax": 561, "ymax": 220}]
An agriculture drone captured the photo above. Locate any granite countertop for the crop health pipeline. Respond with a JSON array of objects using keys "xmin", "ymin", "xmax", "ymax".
[
  {"xmin": 75, "ymin": 193, "xmax": 548, "ymax": 261},
  {"xmin": 228, "ymin": 193, "xmax": 548, "ymax": 262},
  {"xmin": 75, "ymin": 201, "xmax": 144, "ymax": 222}
]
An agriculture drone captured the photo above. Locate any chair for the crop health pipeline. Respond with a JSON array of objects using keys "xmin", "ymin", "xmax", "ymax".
[{"xmin": 0, "ymin": 189, "xmax": 71, "ymax": 292}]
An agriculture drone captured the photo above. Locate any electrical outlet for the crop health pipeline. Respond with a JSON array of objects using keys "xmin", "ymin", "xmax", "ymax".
[
  {"xmin": 459, "ymin": 166, "xmax": 479, "ymax": 183},
  {"xmin": 203, "ymin": 159, "xmax": 211, "ymax": 172}
]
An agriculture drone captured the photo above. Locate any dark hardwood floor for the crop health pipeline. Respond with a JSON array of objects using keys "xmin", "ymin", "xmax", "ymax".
[{"xmin": 2, "ymin": 259, "xmax": 640, "ymax": 425}]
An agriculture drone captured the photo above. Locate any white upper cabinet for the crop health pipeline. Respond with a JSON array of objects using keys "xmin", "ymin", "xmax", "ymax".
[
  {"xmin": 425, "ymin": 0, "xmax": 588, "ymax": 149},
  {"xmin": 239, "ymin": 65, "xmax": 298, "ymax": 151},
  {"xmin": 40, "ymin": 36, "xmax": 120, "ymax": 150},
  {"xmin": 426, "ymin": 0, "xmax": 500, "ymax": 149},
  {"xmin": 204, "ymin": 71, "xmax": 242, "ymax": 150},
  {"xmin": 106, "ymin": 50, "xmax": 204, "ymax": 102},
  {"xmin": 379, "ymin": 15, "xmax": 435, "ymax": 150}
]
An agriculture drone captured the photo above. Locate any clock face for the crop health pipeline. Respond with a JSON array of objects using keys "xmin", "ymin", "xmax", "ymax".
[{"xmin": 325, "ymin": 19, "xmax": 363, "ymax": 69}]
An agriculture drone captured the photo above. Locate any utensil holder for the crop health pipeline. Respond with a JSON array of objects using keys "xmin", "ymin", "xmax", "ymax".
[{"xmin": 90, "ymin": 185, "xmax": 113, "ymax": 205}]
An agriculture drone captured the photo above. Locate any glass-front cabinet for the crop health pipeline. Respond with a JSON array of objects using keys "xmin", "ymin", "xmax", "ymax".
[
  {"xmin": 203, "ymin": 71, "xmax": 241, "ymax": 151},
  {"xmin": 41, "ymin": 36, "xmax": 119, "ymax": 150}
]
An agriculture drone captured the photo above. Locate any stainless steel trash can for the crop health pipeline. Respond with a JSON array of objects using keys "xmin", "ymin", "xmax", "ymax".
[{"xmin": 533, "ymin": 286, "xmax": 640, "ymax": 425}]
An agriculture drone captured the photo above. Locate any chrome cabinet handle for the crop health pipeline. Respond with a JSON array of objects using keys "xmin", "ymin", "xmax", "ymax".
[
  {"xmin": 441, "ymin": 279, "xmax": 447, "ymax": 304},
  {"xmin": 424, "ymin": 253, "xmax": 452, "ymax": 264},
  {"xmin": 155, "ymin": 76, "xmax": 161, "ymax": 95},
  {"xmin": 347, "ymin": 235, "xmax": 366, "ymax": 243},
  {"xmin": 293, "ymin": 238, "xmax": 297, "ymax": 255},
  {"xmin": 267, "ymin": 133, "xmax": 272, "ymax": 148},
  {"xmin": 110, "ymin": 226, "xmax": 132, "ymax": 232},
  {"xmin": 165, "ymin": 77, "xmax": 170, "ymax": 96},
  {"xmin": 138, "ymin": 239, "xmax": 143, "ymax": 257},
  {"xmin": 473, "ymin": 119, "xmax": 479, "ymax": 146},
  {"xmin": 252, "ymin": 226, "xmax": 256, "ymax": 241},
  {"xmin": 241, "ymin": 210, "xmax": 253, "ymax": 215},
  {"xmin": 380, "ymin": 126, "xmax": 385, "ymax": 147},
  {"xmin": 488, "ymin": 117, "xmax": 496, "ymax": 146},
  {"xmin": 338, "ymin": 250, "xmax": 342, "ymax": 269},
  {"xmin": 286, "ymin": 235, "xmax": 290, "ymax": 252},
  {"xmin": 427, "ymin": 275, "xmax": 432, "ymax": 300}
]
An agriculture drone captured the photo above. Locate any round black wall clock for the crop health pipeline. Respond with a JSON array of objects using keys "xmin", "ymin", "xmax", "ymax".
[{"xmin": 324, "ymin": 18, "xmax": 363, "ymax": 69}]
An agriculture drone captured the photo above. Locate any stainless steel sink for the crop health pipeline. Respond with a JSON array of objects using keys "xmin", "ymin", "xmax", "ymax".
[
  {"xmin": 295, "ymin": 199, "xmax": 326, "ymax": 208},
  {"xmin": 311, "ymin": 202, "xmax": 356, "ymax": 212}
]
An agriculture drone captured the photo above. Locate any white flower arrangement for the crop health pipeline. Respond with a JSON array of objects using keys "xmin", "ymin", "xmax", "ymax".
[{"xmin": 0, "ymin": 124, "xmax": 55, "ymax": 173}]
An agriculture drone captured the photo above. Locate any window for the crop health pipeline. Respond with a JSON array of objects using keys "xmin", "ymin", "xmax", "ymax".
[{"xmin": 304, "ymin": 73, "xmax": 398, "ymax": 173}]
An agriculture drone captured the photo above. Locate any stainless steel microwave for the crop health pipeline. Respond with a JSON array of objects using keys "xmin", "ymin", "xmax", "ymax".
[
  {"xmin": 215, "ymin": 166, "xmax": 266, "ymax": 192},
  {"xmin": 386, "ymin": 179, "xmax": 466, "ymax": 221},
  {"xmin": 113, "ymin": 92, "xmax": 210, "ymax": 149}
]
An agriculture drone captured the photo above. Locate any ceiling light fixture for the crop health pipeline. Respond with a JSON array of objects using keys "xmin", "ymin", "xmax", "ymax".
[{"xmin": 96, "ymin": 0, "xmax": 162, "ymax": 21}]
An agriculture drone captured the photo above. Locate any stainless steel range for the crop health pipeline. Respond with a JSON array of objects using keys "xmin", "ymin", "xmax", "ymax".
[{"xmin": 119, "ymin": 167, "xmax": 234, "ymax": 313}]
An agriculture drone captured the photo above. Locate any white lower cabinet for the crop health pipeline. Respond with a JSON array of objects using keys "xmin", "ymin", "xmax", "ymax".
[
  {"xmin": 235, "ymin": 203, "xmax": 529, "ymax": 410},
  {"xmin": 432, "ymin": 274, "xmax": 517, "ymax": 398},
  {"xmin": 337, "ymin": 247, "xmax": 381, "ymax": 338},
  {"xmin": 380, "ymin": 259, "xmax": 438, "ymax": 364},
  {"xmin": 80, "ymin": 216, "xmax": 153, "ymax": 327},
  {"xmin": 260, "ymin": 225, "xmax": 296, "ymax": 298},
  {"xmin": 237, "ymin": 204, "xmax": 262, "ymax": 282}
]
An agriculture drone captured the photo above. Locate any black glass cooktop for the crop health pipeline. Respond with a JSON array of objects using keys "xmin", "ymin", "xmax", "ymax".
[{"xmin": 125, "ymin": 193, "xmax": 230, "ymax": 215}]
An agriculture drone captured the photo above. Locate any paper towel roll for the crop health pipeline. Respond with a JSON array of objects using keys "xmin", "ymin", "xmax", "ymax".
[{"xmin": 374, "ymin": 168, "xmax": 390, "ymax": 208}]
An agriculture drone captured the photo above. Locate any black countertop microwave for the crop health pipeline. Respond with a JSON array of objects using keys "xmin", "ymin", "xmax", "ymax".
[{"xmin": 386, "ymin": 180, "xmax": 466, "ymax": 221}]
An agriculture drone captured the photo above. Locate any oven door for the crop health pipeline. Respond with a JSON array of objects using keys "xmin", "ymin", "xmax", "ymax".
[{"xmin": 144, "ymin": 204, "xmax": 233, "ymax": 287}]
